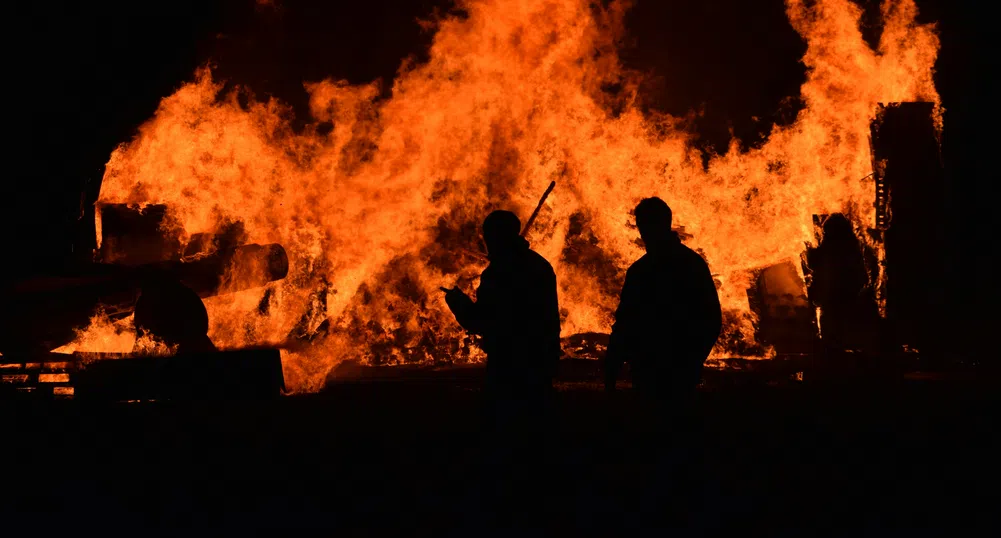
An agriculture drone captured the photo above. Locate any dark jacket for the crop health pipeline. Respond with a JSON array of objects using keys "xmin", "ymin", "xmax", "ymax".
[
  {"xmin": 606, "ymin": 234, "xmax": 722, "ymax": 391},
  {"xmin": 450, "ymin": 240, "xmax": 561, "ymax": 392}
]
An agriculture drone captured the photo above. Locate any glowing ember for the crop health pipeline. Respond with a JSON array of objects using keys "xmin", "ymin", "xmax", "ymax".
[{"xmin": 69, "ymin": 0, "xmax": 938, "ymax": 392}]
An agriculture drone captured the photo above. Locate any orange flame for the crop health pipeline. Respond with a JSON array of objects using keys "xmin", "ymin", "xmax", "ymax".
[
  {"xmin": 51, "ymin": 311, "xmax": 177, "ymax": 358},
  {"xmin": 77, "ymin": 0, "xmax": 938, "ymax": 392}
]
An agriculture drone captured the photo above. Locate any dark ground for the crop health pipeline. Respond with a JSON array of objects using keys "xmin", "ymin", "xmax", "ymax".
[{"xmin": 2, "ymin": 365, "xmax": 997, "ymax": 534}]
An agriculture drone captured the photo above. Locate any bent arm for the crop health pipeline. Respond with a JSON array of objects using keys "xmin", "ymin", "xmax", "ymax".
[
  {"xmin": 693, "ymin": 261, "xmax": 723, "ymax": 356},
  {"xmin": 605, "ymin": 268, "xmax": 640, "ymax": 390},
  {"xmin": 450, "ymin": 269, "xmax": 500, "ymax": 337},
  {"xmin": 449, "ymin": 293, "xmax": 486, "ymax": 335}
]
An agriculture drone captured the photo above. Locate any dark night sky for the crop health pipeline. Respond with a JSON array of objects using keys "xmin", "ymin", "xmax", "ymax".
[{"xmin": 3, "ymin": 0, "xmax": 996, "ymax": 324}]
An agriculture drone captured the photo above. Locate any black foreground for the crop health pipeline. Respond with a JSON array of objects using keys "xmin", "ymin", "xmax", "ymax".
[{"xmin": 2, "ymin": 362, "xmax": 996, "ymax": 535}]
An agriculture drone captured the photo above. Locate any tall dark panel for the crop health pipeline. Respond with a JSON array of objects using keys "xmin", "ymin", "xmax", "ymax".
[{"xmin": 870, "ymin": 102, "xmax": 948, "ymax": 354}]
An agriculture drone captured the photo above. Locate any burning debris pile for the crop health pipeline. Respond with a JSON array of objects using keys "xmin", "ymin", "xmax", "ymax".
[{"xmin": 60, "ymin": 0, "xmax": 939, "ymax": 392}]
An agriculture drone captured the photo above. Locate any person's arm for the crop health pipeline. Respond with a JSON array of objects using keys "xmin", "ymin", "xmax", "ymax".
[
  {"xmin": 444, "ymin": 287, "xmax": 484, "ymax": 334},
  {"xmin": 693, "ymin": 259, "xmax": 723, "ymax": 357},
  {"xmin": 445, "ymin": 269, "xmax": 498, "ymax": 336},
  {"xmin": 604, "ymin": 341, "xmax": 623, "ymax": 392},
  {"xmin": 543, "ymin": 269, "xmax": 563, "ymax": 379},
  {"xmin": 605, "ymin": 267, "xmax": 638, "ymax": 391}
]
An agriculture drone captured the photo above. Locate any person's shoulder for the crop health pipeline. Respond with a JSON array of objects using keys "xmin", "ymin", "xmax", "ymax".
[
  {"xmin": 525, "ymin": 248, "xmax": 556, "ymax": 274},
  {"xmin": 625, "ymin": 253, "xmax": 654, "ymax": 276},
  {"xmin": 524, "ymin": 250, "xmax": 556, "ymax": 270},
  {"xmin": 675, "ymin": 245, "xmax": 714, "ymax": 280},
  {"xmin": 678, "ymin": 243, "xmax": 709, "ymax": 266}
]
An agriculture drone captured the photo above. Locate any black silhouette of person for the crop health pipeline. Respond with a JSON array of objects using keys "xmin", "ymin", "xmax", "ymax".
[
  {"xmin": 605, "ymin": 197, "xmax": 722, "ymax": 401},
  {"xmin": 133, "ymin": 274, "xmax": 216, "ymax": 353},
  {"xmin": 443, "ymin": 210, "xmax": 561, "ymax": 523},
  {"xmin": 443, "ymin": 210, "xmax": 561, "ymax": 425},
  {"xmin": 806, "ymin": 213, "xmax": 879, "ymax": 353}
]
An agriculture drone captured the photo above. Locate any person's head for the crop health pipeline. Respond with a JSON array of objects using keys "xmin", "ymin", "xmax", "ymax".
[
  {"xmin": 482, "ymin": 210, "xmax": 525, "ymax": 257},
  {"xmin": 822, "ymin": 213, "xmax": 854, "ymax": 241},
  {"xmin": 634, "ymin": 197, "xmax": 674, "ymax": 250}
]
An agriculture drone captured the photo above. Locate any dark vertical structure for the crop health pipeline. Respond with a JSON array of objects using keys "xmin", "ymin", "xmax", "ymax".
[{"xmin": 870, "ymin": 102, "xmax": 948, "ymax": 355}]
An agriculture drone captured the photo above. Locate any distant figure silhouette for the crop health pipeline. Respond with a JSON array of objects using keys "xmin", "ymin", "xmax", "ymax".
[
  {"xmin": 806, "ymin": 214, "xmax": 879, "ymax": 352},
  {"xmin": 443, "ymin": 210, "xmax": 561, "ymax": 426},
  {"xmin": 133, "ymin": 275, "xmax": 216, "ymax": 354},
  {"xmin": 605, "ymin": 198, "xmax": 722, "ymax": 401}
]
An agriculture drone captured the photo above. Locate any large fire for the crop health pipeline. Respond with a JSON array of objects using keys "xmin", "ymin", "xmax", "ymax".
[{"xmin": 62, "ymin": 0, "xmax": 939, "ymax": 392}]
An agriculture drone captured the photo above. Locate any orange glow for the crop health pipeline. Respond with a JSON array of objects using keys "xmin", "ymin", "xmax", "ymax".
[
  {"xmin": 67, "ymin": 0, "xmax": 938, "ymax": 392},
  {"xmin": 51, "ymin": 311, "xmax": 176, "ymax": 357},
  {"xmin": 51, "ymin": 311, "xmax": 137, "ymax": 355},
  {"xmin": 38, "ymin": 373, "xmax": 71, "ymax": 383}
]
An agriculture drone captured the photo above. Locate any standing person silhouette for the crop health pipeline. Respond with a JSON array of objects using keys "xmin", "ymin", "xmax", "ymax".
[
  {"xmin": 605, "ymin": 197, "xmax": 721, "ymax": 403},
  {"xmin": 443, "ymin": 210, "xmax": 561, "ymax": 525},
  {"xmin": 806, "ymin": 213, "xmax": 879, "ymax": 353},
  {"xmin": 603, "ymin": 198, "xmax": 722, "ymax": 527},
  {"xmin": 134, "ymin": 274, "xmax": 216, "ymax": 354},
  {"xmin": 443, "ymin": 210, "xmax": 561, "ymax": 427}
]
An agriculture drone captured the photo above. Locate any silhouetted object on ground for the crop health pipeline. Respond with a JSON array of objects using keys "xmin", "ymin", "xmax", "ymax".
[
  {"xmin": 443, "ymin": 210, "xmax": 561, "ymax": 427},
  {"xmin": 134, "ymin": 276, "xmax": 217, "ymax": 353},
  {"xmin": 805, "ymin": 214, "xmax": 880, "ymax": 353},
  {"xmin": 747, "ymin": 260, "xmax": 817, "ymax": 354},
  {"xmin": 0, "ymin": 243, "xmax": 288, "ymax": 354},
  {"xmin": 605, "ymin": 197, "xmax": 722, "ymax": 401},
  {"xmin": 870, "ymin": 102, "xmax": 948, "ymax": 355}
]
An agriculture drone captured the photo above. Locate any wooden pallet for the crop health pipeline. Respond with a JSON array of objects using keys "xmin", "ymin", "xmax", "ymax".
[
  {"xmin": 1, "ymin": 348, "xmax": 284, "ymax": 401},
  {"xmin": 0, "ymin": 352, "xmax": 76, "ymax": 398}
]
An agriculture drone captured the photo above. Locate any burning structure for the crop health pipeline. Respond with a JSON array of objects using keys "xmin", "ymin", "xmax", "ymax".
[{"xmin": 2, "ymin": 0, "xmax": 943, "ymax": 395}]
